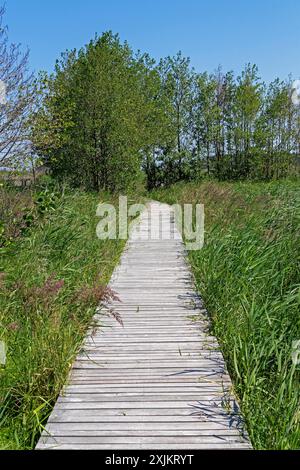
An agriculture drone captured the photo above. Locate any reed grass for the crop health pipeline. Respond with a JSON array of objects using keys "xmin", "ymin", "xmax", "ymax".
[{"xmin": 151, "ymin": 179, "xmax": 300, "ymax": 449}]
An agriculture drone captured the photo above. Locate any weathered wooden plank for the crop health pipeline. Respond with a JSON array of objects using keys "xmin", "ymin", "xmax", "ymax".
[
  {"xmin": 54, "ymin": 401, "xmax": 233, "ymax": 409},
  {"xmin": 99, "ymin": 324, "xmax": 208, "ymax": 329},
  {"xmin": 44, "ymin": 422, "xmax": 239, "ymax": 432},
  {"xmin": 37, "ymin": 443, "xmax": 251, "ymax": 449},
  {"xmin": 78, "ymin": 354, "xmax": 219, "ymax": 360},
  {"xmin": 39, "ymin": 430, "xmax": 245, "ymax": 439},
  {"xmin": 80, "ymin": 346, "xmax": 218, "ymax": 351},
  {"xmin": 37, "ymin": 435, "xmax": 248, "ymax": 447},
  {"xmin": 40, "ymin": 430, "xmax": 245, "ymax": 439},
  {"xmin": 65, "ymin": 385, "xmax": 230, "ymax": 393},
  {"xmin": 101, "ymin": 306, "xmax": 204, "ymax": 310},
  {"xmin": 37, "ymin": 435, "xmax": 247, "ymax": 445},
  {"xmin": 72, "ymin": 366, "xmax": 226, "ymax": 373},
  {"xmin": 82, "ymin": 344, "xmax": 215, "ymax": 351},
  {"xmin": 91, "ymin": 325, "xmax": 209, "ymax": 329},
  {"xmin": 58, "ymin": 394, "xmax": 228, "ymax": 402},
  {"xmin": 68, "ymin": 377, "xmax": 232, "ymax": 384},
  {"xmin": 73, "ymin": 361, "xmax": 222, "ymax": 369},
  {"xmin": 97, "ymin": 326, "xmax": 205, "ymax": 339},
  {"xmin": 69, "ymin": 368, "xmax": 228, "ymax": 377},
  {"xmin": 48, "ymin": 408, "xmax": 240, "ymax": 420},
  {"xmin": 84, "ymin": 340, "xmax": 216, "ymax": 344}
]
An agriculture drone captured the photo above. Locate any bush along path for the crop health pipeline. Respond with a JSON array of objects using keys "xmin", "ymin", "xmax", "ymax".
[{"xmin": 36, "ymin": 202, "xmax": 251, "ymax": 450}]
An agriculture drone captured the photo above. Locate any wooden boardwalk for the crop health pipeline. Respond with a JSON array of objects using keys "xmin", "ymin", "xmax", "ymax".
[{"xmin": 37, "ymin": 202, "xmax": 251, "ymax": 449}]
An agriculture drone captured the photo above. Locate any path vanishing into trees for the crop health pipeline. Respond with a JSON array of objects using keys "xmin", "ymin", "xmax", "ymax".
[{"xmin": 37, "ymin": 202, "xmax": 251, "ymax": 449}]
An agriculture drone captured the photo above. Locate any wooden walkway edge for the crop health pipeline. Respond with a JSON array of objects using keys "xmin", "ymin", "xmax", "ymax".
[{"xmin": 36, "ymin": 201, "xmax": 251, "ymax": 450}]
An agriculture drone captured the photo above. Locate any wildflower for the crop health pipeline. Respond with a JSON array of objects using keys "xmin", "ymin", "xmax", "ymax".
[{"xmin": 7, "ymin": 321, "xmax": 19, "ymax": 331}]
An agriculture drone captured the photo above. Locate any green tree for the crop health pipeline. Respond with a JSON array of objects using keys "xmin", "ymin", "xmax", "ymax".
[
  {"xmin": 233, "ymin": 64, "xmax": 263, "ymax": 177},
  {"xmin": 158, "ymin": 52, "xmax": 194, "ymax": 183},
  {"xmin": 32, "ymin": 32, "xmax": 162, "ymax": 192}
]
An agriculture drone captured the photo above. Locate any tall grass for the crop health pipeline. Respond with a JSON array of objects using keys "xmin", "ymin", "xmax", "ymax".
[
  {"xmin": 152, "ymin": 180, "xmax": 300, "ymax": 449},
  {"xmin": 0, "ymin": 187, "xmax": 125, "ymax": 449}
]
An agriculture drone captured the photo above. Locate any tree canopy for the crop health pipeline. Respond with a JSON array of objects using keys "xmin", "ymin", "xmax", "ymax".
[{"xmin": 31, "ymin": 32, "xmax": 300, "ymax": 190}]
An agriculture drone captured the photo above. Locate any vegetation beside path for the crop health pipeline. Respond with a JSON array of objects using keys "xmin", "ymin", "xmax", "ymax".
[
  {"xmin": 152, "ymin": 180, "xmax": 300, "ymax": 449},
  {"xmin": 0, "ymin": 183, "xmax": 125, "ymax": 449},
  {"xmin": 1, "ymin": 178, "xmax": 299, "ymax": 450}
]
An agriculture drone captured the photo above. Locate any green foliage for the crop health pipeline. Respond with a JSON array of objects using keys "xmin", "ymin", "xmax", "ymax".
[
  {"xmin": 31, "ymin": 32, "xmax": 168, "ymax": 192},
  {"xmin": 30, "ymin": 32, "xmax": 300, "ymax": 190},
  {"xmin": 33, "ymin": 188, "xmax": 59, "ymax": 215},
  {"xmin": 152, "ymin": 180, "xmax": 300, "ymax": 449}
]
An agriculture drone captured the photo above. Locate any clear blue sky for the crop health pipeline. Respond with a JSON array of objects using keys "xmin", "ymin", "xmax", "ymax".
[{"xmin": 5, "ymin": 0, "xmax": 300, "ymax": 82}]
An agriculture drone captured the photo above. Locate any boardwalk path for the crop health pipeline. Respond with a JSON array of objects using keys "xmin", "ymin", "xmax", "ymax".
[{"xmin": 37, "ymin": 202, "xmax": 251, "ymax": 449}]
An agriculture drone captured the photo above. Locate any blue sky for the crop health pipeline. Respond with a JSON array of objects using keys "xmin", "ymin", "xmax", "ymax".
[{"xmin": 5, "ymin": 0, "xmax": 300, "ymax": 82}]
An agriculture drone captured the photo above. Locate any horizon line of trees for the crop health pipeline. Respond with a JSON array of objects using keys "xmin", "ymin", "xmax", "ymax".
[{"xmin": 26, "ymin": 31, "xmax": 300, "ymax": 191}]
